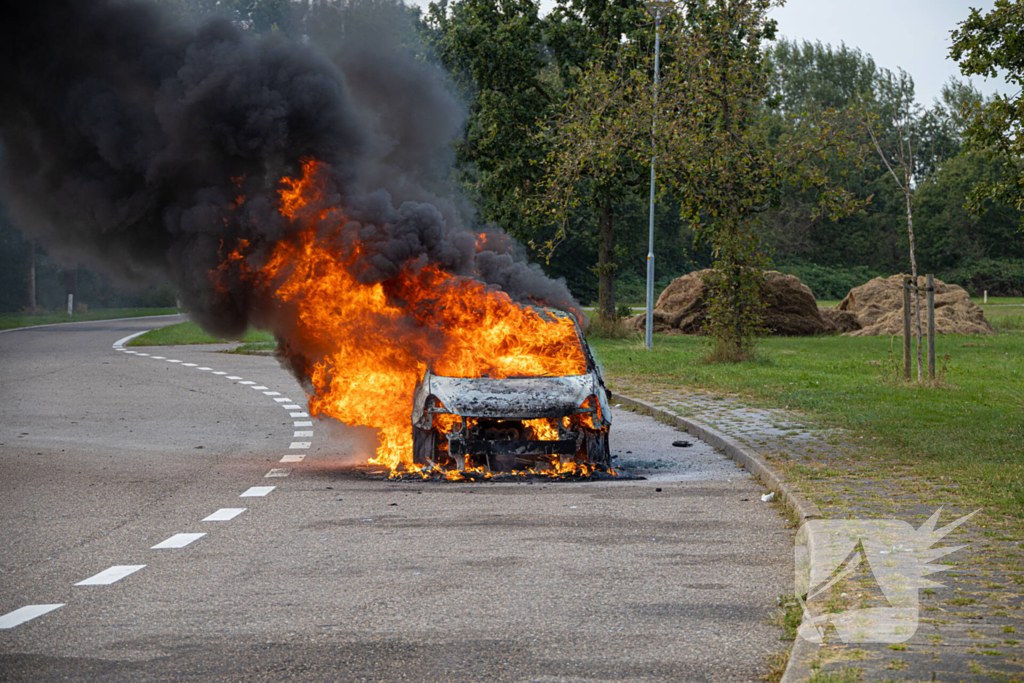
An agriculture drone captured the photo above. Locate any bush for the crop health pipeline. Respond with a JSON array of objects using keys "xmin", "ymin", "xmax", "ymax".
[
  {"xmin": 775, "ymin": 262, "xmax": 885, "ymax": 300},
  {"xmin": 937, "ymin": 259, "xmax": 1024, "ymax": 297}
]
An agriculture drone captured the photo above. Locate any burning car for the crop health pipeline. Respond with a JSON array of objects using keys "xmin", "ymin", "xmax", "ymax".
[{"xmin": 410, "ymin": 308, "xmax": 612, "ymax": 476}]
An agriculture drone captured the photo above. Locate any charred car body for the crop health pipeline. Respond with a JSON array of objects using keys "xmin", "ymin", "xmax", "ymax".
[{"xmin": 410, "ymin": 309, "xmax": 612, "ymax": 474}]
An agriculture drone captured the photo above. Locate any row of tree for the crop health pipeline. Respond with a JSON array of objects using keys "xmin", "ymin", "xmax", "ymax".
[{"xmin": 4, "ymin": 0, "xmax": 1023, "ymax": 351}]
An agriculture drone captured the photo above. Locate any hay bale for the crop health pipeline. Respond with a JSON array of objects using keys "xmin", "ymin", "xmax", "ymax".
[
  {"xmin": 838, "ymin": 274, "xmax": 994, "ymax": 336},
  {"xmin": 627, "ymin": 269, "xmax": 827, "ymax": 336},
  {"xmin": 819, "ymin": 307, "xmax": 861, "ymax": 334}
]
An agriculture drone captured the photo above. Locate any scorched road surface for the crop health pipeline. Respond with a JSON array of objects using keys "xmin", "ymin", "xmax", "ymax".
[{"xmin": 0, "ymin": 317, "xmax": 792, "ymax": 682}]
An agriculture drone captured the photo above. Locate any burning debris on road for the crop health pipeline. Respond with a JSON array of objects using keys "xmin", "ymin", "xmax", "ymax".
[{"xmin": 0, "ymin": 0, "xmax": 613, "ymax": 479}]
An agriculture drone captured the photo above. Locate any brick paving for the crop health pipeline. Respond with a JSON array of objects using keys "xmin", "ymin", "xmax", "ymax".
[{"xmin": 613, "ymin": 380, "xmax": 1024, "ymax": 683}]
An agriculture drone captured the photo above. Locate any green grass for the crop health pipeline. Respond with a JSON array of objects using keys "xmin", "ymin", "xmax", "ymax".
[
  {"xmin": 0, "ymin": 307, "xmax": 179, "ymax": 331},
  {"xmin": 128, "ymin": 321, "xmax": 274, "ymax": 347},
  {"xmin": 587, "ymin": 330, "xmax": 1024, "ymax": 521}
]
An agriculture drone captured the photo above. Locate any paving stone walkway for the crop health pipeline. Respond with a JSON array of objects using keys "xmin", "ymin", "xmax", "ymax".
[{"xmin": 613, "ymin": 381, "xmax": 1024, "ymax": 683}]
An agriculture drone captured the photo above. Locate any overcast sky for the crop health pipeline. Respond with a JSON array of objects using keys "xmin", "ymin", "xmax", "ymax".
[
  {"xmin": 770, "ymin": 0, "xmax": 1004, "ymax": 106},
  {"xmin": 408, "ymin": 0, "xmax": 1008, "ymax": 107}
]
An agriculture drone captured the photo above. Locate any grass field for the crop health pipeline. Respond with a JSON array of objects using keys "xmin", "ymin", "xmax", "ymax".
[
  {"xmin": 128, "ymin": 321, "xmax": 275, "ymax": 347},
  {"xmin": 587, "ymin": 328, "xmax": 1024, "ymax": 521},
  {"xmin": 0, "ymin": 307, "xmax": 179, "ymax": 331}
]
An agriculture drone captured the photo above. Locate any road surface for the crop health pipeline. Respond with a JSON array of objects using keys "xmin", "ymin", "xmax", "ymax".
[{"xmin": 0, "ymin": 316, "xmax": 792, "ymax": 681}]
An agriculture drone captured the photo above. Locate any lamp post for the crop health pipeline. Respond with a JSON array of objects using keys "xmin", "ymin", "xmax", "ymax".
[{"xmin": 644, "ymin": 1, "xmax": 671, "ymax": 350}]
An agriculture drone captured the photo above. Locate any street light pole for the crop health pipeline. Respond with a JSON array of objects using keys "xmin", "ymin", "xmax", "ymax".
[{"xmin": 644, "ymin": 2, "xmax": 668, "ymax": 350}]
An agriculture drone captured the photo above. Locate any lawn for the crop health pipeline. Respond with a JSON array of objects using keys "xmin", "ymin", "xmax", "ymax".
[
  {"xmin": 128, "ymin": 321, "xmax": 275, "ymax": 347},
  {"xmin": 587, "ymin": 327, "xmax": 1024, "ymax": 521},
  {"xmin": 0, "ymin": 307, "xmax": 179, "ymax": 331}
]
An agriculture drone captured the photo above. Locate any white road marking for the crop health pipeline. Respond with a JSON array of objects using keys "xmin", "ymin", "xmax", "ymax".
[
  {"xmin": 0, "ymin": 604, "xmax": 64, "ymax": 629},
  {"xmin": 289, "ymin": 442, "xmax": 311, "ymax": 449},
  {"xmin": 294, "ymin": 430, "xmax": 313, "ymax": 438},
  {"xmin": 238, "ymin": 380, "xmax": 255, "ymax": 385},
  {"xmin": 251, "ymin": 385, "xmax": 268, "ymax": 390},
  {"xmin": 240, "ymin": 486, "xmax": 275, "ymax": 497},
  {"xmin": 197, "ymin": 367, "xmax": 212, "ymax": 371},
  {"xmin": 135, "ymin": 353, "xmax": 149, "ymax": 356},
  {"xmin": 182, "ymin": 363, "xmax": 197, "ymax": 367},
  {"xmin": 166, "ymin": 359, "xmax": 182, "ymax": 363},
  {"xmin": 202, "ymin": 508, "xmax": 246, "ymax": 522},
  {"xmin": 290, "ymin": 412, "xmax": 309, "ymax": 418},
  {"xmin": 151, "ymin": 356, "xmax": 166, "ymax": 360},
  {"xmin": 151, "ymin": 533, "xmax": 206, "ymax": 549},
  {"xmin": 112, "ymin": 330, "xmax": 149, "ymax": 348},
  {"xmin": 294, "ymin": 420, "xmax": 313, "ymax": 427},
  {"xmin": 265, "ymin": 392, "xmax": 282, "ymax": 396},
  {"xmin": 280, "ymin": 454, "xmax": 304, "ymax": 463},
  {"xmin": 273, "ymin": 397, "xmax": 290, "ymax": 402},
  {"xmin": 212, "ymin": 371, "xmax": 227, "ymax": 375},
  {"xmin": 283, "ymin": 404, "xmax": 302, "ymax": 410},
  {"xmin": 75, "ymin": 565, "xmax": 146, "ymax": 586},
  {"xmin": 227, "ymin": 376, "xmax": 243, "ymax": 380},
  {"xmin": 265, "ymin": 468, "xmax": 292, "ymax": 477},
  {"xmin": 124, "ymin": 351, "xmax": 138, "ymax": 354}
]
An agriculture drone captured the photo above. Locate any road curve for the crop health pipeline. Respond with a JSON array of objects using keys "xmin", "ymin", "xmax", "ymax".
[{"xmin": 0, "ymin": 317, "xmax": 792, "ymax": 682}]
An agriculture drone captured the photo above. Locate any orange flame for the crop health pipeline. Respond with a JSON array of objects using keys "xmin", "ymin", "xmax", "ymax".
[{"xmin": 225, "ymin": 159, "xmax": 587, "ymax": 472}]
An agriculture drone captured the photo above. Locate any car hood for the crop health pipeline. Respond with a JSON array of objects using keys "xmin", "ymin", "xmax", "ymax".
[{"xmin": 424, "ymin": 374, "xmax": 598, "ymax": 419}]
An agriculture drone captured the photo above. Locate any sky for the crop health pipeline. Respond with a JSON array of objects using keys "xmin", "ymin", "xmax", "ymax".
[{"xmin": 769, "ymin": 0, "xmax": 1004, "ymax": 106}]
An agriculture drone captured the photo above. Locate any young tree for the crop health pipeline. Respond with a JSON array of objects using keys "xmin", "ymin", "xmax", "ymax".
[
  {"xmin": 648, "ymin": 0, "xmax": 863, "ymax": 359},
  {"xmin": 865, "ymin": 69, "xmax": 926, "ymax": 380}
]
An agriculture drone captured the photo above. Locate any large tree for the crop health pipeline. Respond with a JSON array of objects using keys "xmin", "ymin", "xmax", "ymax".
[{"xmin": 951, "ymin": 0, "xmax": 1024, "ymax": 218}]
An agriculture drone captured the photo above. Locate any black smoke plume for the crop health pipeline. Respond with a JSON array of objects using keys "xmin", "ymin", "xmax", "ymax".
[{"xmin": 0, "ymin": 0, "xmax": 579, "ymax": 342}]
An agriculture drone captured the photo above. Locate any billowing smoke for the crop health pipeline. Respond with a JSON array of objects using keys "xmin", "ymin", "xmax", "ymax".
[{"xmin": 0, "ymin": 0, "xmax": 579, "ymax": 345}]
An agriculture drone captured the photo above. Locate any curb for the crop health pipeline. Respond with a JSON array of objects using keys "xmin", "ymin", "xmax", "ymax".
[{"xmin": 613, "ymin": 393, "xmax": 820, "ymax": 683}]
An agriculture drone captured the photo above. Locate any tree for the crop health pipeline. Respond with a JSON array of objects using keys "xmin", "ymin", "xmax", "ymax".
[
  {"xmin": 951, "ymin": 0, "xmax": 1024, "ymax": 218},
  {"xmin": 865, "ymin": 68, "xmax": 926, "ymax": 380},
  {"xmin": 647, "ymin": 0, "xmax": 862, "ymax": 359},
  {"xmin": 424, "ymin": 0, "xmax": 554, "ymax": 232}
]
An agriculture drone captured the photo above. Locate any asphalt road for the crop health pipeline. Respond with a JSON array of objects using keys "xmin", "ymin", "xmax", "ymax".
[{"xmin": 0, "ymin": 316, "xmax": 792, "ymax": 682}]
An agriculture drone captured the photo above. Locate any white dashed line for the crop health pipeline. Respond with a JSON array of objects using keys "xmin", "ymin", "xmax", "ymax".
[
  {"xmin": 202, "ymin": 508, "xmax": 247, "ymax": 522},
  {"xmin": 265, "ymin": 392, "xmax": 282, "ymax": 396},
  {"xmin": 273, "ymin": 397, "xmax": 290, "ymax": 403},
  {"xmin": 166, "ymin": 359, "xmax": 182, "ymax": 363},
  {"xmin": 240, "ymin": 486, "xmax": 275, "ymax": 497},
  {"xmin": 294, "ymin": 431, "xmax": 313, "ymax": 438},
  {"xmin": 75, "ymin": 565, "xmax": 146, "ymax": 586},
  {"xmin": 283, "ymin": 404, "xmax": 302, "ymax": 410},
  {"xmin": 0, "ymin": 604, "xmax": 64, "ymax": 629},
  {"xmin": 280, "ymin": 455, "xmax": 305, "ymax": 463},
  {"xmin": 251, "ymin": 385, "xmax": 268, "ymax": 390},
  {"xmin": 290, "ymin": 412, "xmax": 309, "ymax": 418},
  {"xmin": 136, "ymin": 353, "xmax": 150, "ymax": 357},
  {"xmin": 197, "ymin": 367, "xmax": 212, "ymax": 371},
  {"xmin": 182, "ymin": 363, "xmax": 197, "ymax": 367},
  {"xmin": 151, "ymin": 533, "xmax": 206, "ymax": 549},
  {"xmin": 289, "ymin": 442, "xmax": 311, "ymax": 449},
  {"xmin": 238, "ymin": 381, "xmax": 255, "ymax": 385},
  {"xmin": 151, "ymin": 356, "xmax": 166, "ymax": 360},
  {"xmin": 265, "ymin": 468, "xmax": 292, "ymax": 478},
  {"xmin": 212, "ymin": 371, "xmax": 227, "ymax": 375},
  {"xmin": 226, "ymin": 376, "xmax": 243, "ymax": 380},
  {"xmin": 294, "ymin": 421, "xmax": 313, "ymax": 427}
]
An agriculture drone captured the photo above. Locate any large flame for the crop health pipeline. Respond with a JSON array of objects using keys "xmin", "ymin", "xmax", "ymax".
[{"xmin": 222, "ymin": 159, "xmax": 587, "ymax": 471}]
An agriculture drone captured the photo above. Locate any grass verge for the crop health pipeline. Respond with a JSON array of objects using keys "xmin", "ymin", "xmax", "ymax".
[
  {"xmin": 0, "ymin": 307, "xmax": 179, "ymax": 331},
  {"xmin": 587, "ymin": 329, "xmax": 1024, "ymax": 523},
  {"xmin": 128, "ymin": 321, "xmax": 274, "ymax": 346}
]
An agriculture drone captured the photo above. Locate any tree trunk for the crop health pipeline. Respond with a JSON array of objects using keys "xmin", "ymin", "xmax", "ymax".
[
  {"xmin": 27, "ymin": 240, "xmax": 36, "ymax": 314},
  {"xmin": 596, "ymin": 190, "xmax": 616, "ymax": 321},
  {"xmin": 905, "ymin": 186, "xmax": 923, "ymax": 381}
]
